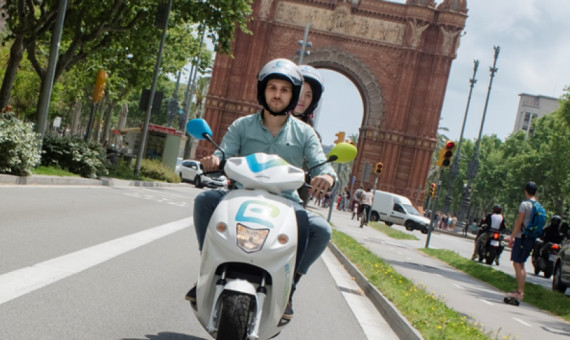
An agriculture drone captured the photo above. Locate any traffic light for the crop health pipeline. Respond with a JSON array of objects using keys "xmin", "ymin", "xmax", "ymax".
[
  {"xmin": 437, "ymin": 140, "xmax": 456, "ymax": 167},
  {"xmin": 375, "ymin": 162, "xmax": 383, "ymax": 175},
  {"xmin": 429, "ymin": 182, "xmax": 437, "ymax": 198},
  {"xmin": 334, "ymin": 131, "xmax": 346, "ymax": 144},
  {"xmin": 92, "ymin": 70, "xmax": 108, "ymax": 103}
]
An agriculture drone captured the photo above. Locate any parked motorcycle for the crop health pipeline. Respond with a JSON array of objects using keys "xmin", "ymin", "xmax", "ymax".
[
  {"xmin": 186, "ymin": 118, "xmax": 356, "ymax": 340},
  {"xmin": 477, "ymin": 230, "xmax": 505, "ymax": 265},
  {"xmin": 532, "ymin": 240, "xmax": 560, "ymax": 278}
]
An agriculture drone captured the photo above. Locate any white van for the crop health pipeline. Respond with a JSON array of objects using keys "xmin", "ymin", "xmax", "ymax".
[{"xmin": 369, "ymin": 190, "xmax": 431, "ymax": 234}]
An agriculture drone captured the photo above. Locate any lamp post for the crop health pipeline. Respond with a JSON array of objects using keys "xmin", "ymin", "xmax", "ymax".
[
  {"xmin": 296, "ymin": 23, "xmax": 311, "ymax": 65},
  {"xmin": 36, "ymin": 0, "xmax": 68, "ymax": 150},
  {"xmin": 442, "ymin": 60, "xmax": 479, "ymax": 214},
  {"xmin": 455, "ymin": 46, "xmax": 500, "ymax": 232},
  {"xmin": 134, "ymin": 0, "xmax": 172, "ymax": 175}
]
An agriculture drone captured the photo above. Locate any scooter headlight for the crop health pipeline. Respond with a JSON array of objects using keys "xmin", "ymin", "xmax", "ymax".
[{"xmin": 236, "ymin": 223, "xmax": 269, "ymax": 253}]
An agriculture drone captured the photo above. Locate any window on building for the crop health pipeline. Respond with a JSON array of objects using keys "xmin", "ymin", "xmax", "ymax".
[{"xmin": 523, "ymin": 112, "xmax": 531, "ymax": 123}]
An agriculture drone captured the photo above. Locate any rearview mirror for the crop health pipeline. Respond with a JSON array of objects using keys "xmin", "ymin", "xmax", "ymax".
[
  {"xmin": 186, "ymin": 118, "xmax": 212, "ymax": 140},
  {"xmin": 328, "ymin": 142, "xmax": 357, "ymax": 163}
]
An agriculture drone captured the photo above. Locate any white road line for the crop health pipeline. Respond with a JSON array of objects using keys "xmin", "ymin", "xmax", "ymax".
[
  {"xmin": 512, "ymin": 317, "xmax": 532, "ymax": 327},
  {"xmin": 0, "ymin": 217, "xmax": 192, "ymax": 306},
  {"xmin": 479, "ymin": 299, "xmax": 494, "ymax": 306},
  {"xmin": 452, "ymin": 283, "xmax": 464, "ymax": 290},
  {"xmin": 321, "ymin": 250, "xmax": 399, "ymax": 340}
]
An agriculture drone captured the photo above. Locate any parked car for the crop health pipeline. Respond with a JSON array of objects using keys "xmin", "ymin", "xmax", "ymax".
[
  {"xmin": 175, "ymin": 159, "xmax": 228, "ymax": 189},
  {"xmin": 552, "ymin": 223, "xmax": 570, "ymax": 294}
]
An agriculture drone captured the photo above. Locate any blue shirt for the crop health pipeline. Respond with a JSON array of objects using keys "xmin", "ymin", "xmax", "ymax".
[{"xmin": 214, "ymin": 112, "xmax": 338, "ymax": 203}]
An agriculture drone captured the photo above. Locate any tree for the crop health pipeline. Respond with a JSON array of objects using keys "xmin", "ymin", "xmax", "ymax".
[{"xmin": 0, "ymin": 0, "xmax": 251, "ymax": 117}]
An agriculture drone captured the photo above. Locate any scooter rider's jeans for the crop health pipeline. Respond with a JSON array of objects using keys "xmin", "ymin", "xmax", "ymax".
[
  {"xmin": 296, "ymin": 211, "xmax": 332, "ymax": 274},
  {"xmin": 193, "ymin": 189, "xmax": 310, "ymax": 272}
]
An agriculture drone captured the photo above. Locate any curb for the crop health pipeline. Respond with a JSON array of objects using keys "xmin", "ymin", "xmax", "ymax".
[
  {"xmin": 0, "ymin": 174, "xmax": 184, "ymax": 188},
  {"xmin": 327, "ymin": 242, "xmax": 424, "ymax": 340}
]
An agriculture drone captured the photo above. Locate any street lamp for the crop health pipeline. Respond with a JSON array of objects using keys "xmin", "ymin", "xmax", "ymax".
[
  {"xmin": 296, "ymin": 23, "xmax": 311, "ymax": 65},
  {"xmin": 455, "ymin": 46, "xmax": 500, "ymax": 232},
  {"xmin": 442, "ymin": 60, "xmax": 479, "ymax": 214}
]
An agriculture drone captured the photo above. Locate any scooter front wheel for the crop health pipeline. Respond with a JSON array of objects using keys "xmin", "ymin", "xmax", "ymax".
[{"xmin": 216, "ymin": 292, "xmax": 252, "ymax": 340}]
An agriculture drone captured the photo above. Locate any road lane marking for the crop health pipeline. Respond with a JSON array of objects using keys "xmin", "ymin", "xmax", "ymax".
[
  {"xmin": 0, "ymin": 217, "xmax": 192, "ymax": 305},
  {"xmin": 452, "ymin": 283, "xmax": 464, "ymax": 290},
  {"xmin": 512, "ymin": 317, "xmax": 532, "ymax": 327},
  {"xmin": 322, "ymin": 250, "xmax": 399, "ymax": 340},
  {"xmin": 479, "ymin": 299, "xmax": 493, "ymax": 306}
]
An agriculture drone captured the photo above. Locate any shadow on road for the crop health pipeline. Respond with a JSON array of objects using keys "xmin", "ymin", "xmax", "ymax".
[{"xmin": 122, "ymin": 332, "xmax": 208, "ymax": 340}]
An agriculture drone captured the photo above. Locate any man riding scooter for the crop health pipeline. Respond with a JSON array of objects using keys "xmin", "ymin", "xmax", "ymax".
[{"xmin": 471, "ymin": 205, "xmax": 507, "ymax": 264}]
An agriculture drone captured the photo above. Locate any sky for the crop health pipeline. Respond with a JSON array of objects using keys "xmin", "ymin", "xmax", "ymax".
[{"xmin": 314, "ymin": 0, "xmax": 570, "ymax": 146}]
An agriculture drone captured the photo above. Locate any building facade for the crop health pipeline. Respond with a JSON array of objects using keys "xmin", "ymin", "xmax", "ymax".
[{"xmin": 513, "ymin": 93, "xmax": 560, "ymax": 135}]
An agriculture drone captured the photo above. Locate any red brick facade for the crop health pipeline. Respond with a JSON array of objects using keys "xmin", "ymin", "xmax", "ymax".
[{"xmin": 198, "ymin": 0, "xmax": 467, "ymax": 205}]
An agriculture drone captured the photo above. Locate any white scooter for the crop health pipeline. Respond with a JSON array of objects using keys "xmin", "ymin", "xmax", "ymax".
[{"xmin": 186, "ymin": 118, "xmax": 356, "ymax": 340}]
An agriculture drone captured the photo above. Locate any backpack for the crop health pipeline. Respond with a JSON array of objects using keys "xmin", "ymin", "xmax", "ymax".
[{"xmin": 522, "ymin": 199, "xmax": 546, "ymax": 238}]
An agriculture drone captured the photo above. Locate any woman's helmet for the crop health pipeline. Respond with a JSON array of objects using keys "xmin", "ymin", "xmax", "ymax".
[
  {"xmin": 294, "ymin": 64, "xmax": 325, "ymax": 118},
  {"xmin": 492, "ymin": 204, "xmax": 502, "ymax": 213},
  {"xmin": 257, "ymin": 58, "xmax": 303, "ymax": 116},
  {"xmin": 551, "ymin": 215, "xmax": 562, "ymax": 226}
]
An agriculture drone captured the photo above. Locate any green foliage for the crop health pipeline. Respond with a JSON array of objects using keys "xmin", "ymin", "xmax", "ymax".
[
  {"xmin": 41, "ymin": 134, "xmax": 108, "ymax": 179},
  {"xmin": 331, "ymin": 230, "xmax": 491, "ymax": 339},
  {"xmin": 107, "ymin": 159, "xmax": 141, "ymax": 181},
  {"xmin": 33, "ymin": 165, "xmax": 79, "ymax": 177},
  {"xmin": 0, "ymin": 113, "xmax": 41, "ymax": 176},
  {"xmin": 140, "ymin": 158, "xmax": 181, "ymax": 183},
  {"xmin": 430, "ymin": 87, "xmax": 570, "ymax": 224}
]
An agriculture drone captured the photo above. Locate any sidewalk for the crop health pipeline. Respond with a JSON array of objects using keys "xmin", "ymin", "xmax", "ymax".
[{"xmin": 313, "ymin": 204, "xmax": 570, "ymax": 340}]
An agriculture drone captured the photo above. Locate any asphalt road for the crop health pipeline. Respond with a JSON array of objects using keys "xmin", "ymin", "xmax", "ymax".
[{"xmin": 0, "ymin": 184, "xmax": 395, "ymax": 340}]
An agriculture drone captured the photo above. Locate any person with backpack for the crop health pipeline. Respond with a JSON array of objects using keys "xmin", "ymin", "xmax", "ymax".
[{"xmin": 506, "ymin": 181, "xmax": 546, "ymax": 301}]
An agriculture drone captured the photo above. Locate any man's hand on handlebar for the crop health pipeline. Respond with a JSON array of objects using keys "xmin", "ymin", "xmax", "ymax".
[
  {"xmin": 309, "ymin": 174, "xmax": 334, "ymax": 200},
  {"xmin": 200, "ymin": 155, "xmax": 220, "ymax": 172}
]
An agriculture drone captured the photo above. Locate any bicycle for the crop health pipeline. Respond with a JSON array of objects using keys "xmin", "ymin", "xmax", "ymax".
[{"xmin": 359, "ymin": 205, "xmax": 370, "ymax": 228}]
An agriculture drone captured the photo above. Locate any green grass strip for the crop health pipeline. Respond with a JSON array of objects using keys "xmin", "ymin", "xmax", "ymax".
[
  {"xmin": 422, "ymin": 248, "xmax": 570, "ymax": 322},
  {"xmin": 331, "ymin": 229, "xmax": 493, "ymax": 339}
]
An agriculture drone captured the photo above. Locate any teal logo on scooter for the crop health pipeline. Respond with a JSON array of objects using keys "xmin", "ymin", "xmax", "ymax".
[
  {"xmin": 236, "ymin": 200, "xmax": 280, "ymax": 229},
  {"xmin": 245, "ymin": 154, "xmax": 287, "ymax": 173}
]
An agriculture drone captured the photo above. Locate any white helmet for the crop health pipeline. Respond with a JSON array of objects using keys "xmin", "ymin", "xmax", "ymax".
[
  {"xmin": 257, "ymin": 58, "xmax": 304, "ymax": 115},
  {"xmin": 294, "ymin": 64, "xmax": 325, "ymax": 118}
]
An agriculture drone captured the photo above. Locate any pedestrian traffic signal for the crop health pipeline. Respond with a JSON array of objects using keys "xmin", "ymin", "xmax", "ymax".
[
  {"xmin": 429, "ymin": 182, "xmax": 437, "ymax": 198},
  {"xmin": 334, "ymin": 131, "xmax": 346, "ymax": 144},
  {"xmin": 92, "ymin": 70, "xmax": 108, "ymax": 103},
  {"xmin": 437, "ymin": 140, "xmax": 456, "ymax": 167},
  {"xmin": 375, "ymin": 162, "xmax": 383, "ymax": 175}
]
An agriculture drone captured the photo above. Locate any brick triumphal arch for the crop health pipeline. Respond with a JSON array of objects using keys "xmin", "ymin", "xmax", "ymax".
[{"xmin": 198, "ymin": 0, "xmax": 467, "ymax": 206}]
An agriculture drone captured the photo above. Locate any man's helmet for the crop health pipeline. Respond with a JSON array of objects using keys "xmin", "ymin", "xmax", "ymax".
[
  {"xmin": 293, "ymin": 64, "xmax": 325, "ymax": 118},
  {"xmin": 257, "ymin": 58, "xmax": 303, "ymax": 116},
  {"xmin": 551, "ymin": 215, "xmax": 561, "ymax": 226},
  {"xmin": 492, "ymin": 204, "xmax": 502, "ymax": 214}
]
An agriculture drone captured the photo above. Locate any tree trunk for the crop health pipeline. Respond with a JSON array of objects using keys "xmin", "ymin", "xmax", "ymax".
[
  {"xmin": 100, "ymin": 100, "xmax": 114, "ymax": 144},
  {"xmin": 70, "ymin": 99, "xmax": 83, "ymax": 136},
  {"xmin": 0, "ymin": 35, "xmax": 26, "ymax": 109}
]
